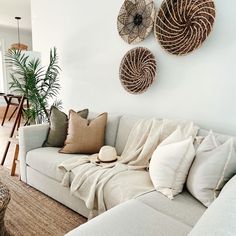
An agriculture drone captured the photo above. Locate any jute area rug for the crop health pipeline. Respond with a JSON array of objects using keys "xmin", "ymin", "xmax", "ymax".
[{"xmin": 0, "ymin": 167, "xmax": 87, "ymax": 236}]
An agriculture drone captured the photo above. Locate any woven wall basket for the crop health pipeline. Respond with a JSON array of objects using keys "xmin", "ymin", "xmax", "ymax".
[
  {"xmin": 154, "ymin": 0, "xmax": 216, "ymax": 55},
  {"xmin": 119, "ymin": 47, "xmax": 157, "ymax": 94},
  {"xmin": 117, "ymin": 0, "xmax": 155, "ymax": 44}
]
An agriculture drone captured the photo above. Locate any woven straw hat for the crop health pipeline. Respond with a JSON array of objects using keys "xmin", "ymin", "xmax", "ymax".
[{"xmin": 90, "ymin": 146, "xmax": 119, "ymax": 165}]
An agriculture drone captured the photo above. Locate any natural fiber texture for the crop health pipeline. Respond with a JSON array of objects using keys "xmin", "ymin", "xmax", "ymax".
[
  {"xmin": 60, "ymin": 111, "xmax": 107, "ymax": 154},
  {"xmin": 0, "ymin": 167, "xmax": 86, "ymax": 236},
  {"xmin": 119, "ymin": 47, "xmax": 157, "ymax": 94},
  {"xmin": 117, "ymin": 0, "xmax": 155, "ymax": 44},
  {"xmin": 155, "ymin": 0, "xmax": 216, "ymax": 55},
  {"xmin": 44, "ymin": 107, "xmax": 89, "ymax": 147},
  {"xmin": 10, "ymin": 44, "xmax": 28, "ymax": 51},
  {"xmin": 0, "ymin": 182, "xmax": 10, "ymax": 236}
]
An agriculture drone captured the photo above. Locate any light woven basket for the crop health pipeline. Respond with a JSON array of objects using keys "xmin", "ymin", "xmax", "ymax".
[{"xmin": 117, "ymin": 0, "xmax": 155, "ymax": 44}]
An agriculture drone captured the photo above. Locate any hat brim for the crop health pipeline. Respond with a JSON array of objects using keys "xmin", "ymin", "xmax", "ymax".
[
  {"xmin": 89, "ymin": 154, "xmax": 119, "ymax": 166},
  {"xmin": 97, "ymin": 157, "xmax": 118, "ymax": 163}
]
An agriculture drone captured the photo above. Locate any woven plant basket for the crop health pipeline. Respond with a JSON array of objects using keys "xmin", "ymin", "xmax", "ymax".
[
  {"xmin": 154, "ymin": 0, "xmax": 216, "ymax": 55},
  {"xmin": 119, "ymin": 47, "xmax": 157, "ymax": 94},
  {"xmin": 0, "ymin": 183, "xmax": 10, "ymax": 236}
]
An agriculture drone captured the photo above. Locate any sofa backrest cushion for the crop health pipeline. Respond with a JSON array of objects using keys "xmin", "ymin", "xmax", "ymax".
[
  {"xmin": 188, "ymin": 130, "xmax": 236, "ymax": 207},
  {"xmin": 115, "ymin": 115, "xmax": 142, "ymax": 155},
  {"xmin": 188, "ymin": 175, "xmax": 236, "ymax": 236},
  {"xmin": 88, "ymin": 112, "xmax": 121, "ymax": 147},
  {"xmin": 198, "ymin": 128, "xmax": 236, "ymax": 147}
]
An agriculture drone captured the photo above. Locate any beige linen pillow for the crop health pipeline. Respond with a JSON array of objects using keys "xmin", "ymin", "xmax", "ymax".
[
  {"xmin": 149, "ymin": 127, "xmax": 195, "ymax": 199},
  {"xmin": 187, "ymin": 131, "xmax": 236, "ymax": 207},
  {"xmin": 60, "ymin": 110, "xmax": 107, "ymax": 154},
  {"xmin": 44, "ymin": 106, "xmax": 88, "ymax": 147}
]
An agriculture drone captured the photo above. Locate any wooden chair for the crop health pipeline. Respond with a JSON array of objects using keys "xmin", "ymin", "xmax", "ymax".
[
  {"xmin": 1, "ymin": 94, "xmax": 27, "ymax": 126},
  {"xmin": 1, "ymin": 96, "xmax": 25, "ymax": 172}
]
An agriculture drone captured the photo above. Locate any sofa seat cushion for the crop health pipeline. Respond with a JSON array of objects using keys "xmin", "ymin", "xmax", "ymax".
[
  {"xmin": 26, "ymin": 147, "xmax": 88, "ymax": 182},
  {"xmin": 70, "ymin": 167, "xmax": 154, "ymax": 209},
  {"xmin": 137, "ymin": 190, "xmax": 206, "ymax": 227},
  {"xmin": 65, "ymin": 199, "xmax": 192, "ymax": 236},
  {"xmin": 189, "ymin": 175, "xmax": 236, "ymax": 236}
]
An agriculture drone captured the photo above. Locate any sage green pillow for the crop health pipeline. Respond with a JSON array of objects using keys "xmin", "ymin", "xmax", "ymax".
[{"xmin": 44, "ymin": 106, "xmax": 88, "ymax": 147}]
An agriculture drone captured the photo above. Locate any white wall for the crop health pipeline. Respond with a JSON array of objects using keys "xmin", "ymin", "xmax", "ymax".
[
  {"xmin": 0, "ymin": 25, "xmax": 32, "ymax": 52},
  {"xmin": 0, "ymin": 25, "xmax": 32, "ymax": 95},
  {"xmin": 31, "ymin": 0, "xmax": 236, "ymax": 135}
]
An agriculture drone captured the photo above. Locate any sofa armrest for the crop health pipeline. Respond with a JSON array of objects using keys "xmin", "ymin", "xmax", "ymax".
[
  {"xmin": 19, "ymin": 124, "xmax": 49, "ymax": 182},
  {"xmin": 188, "ymin": 175, "xmax": 236, "ymax": 236}
]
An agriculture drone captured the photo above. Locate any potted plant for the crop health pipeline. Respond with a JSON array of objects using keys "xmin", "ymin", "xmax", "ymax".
[{"xmin": 5, "ymin": 47, "xmax": 61, "ymax": 124}]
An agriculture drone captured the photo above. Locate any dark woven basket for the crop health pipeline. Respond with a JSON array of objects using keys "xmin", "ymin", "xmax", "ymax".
[
  {"xmin": 154, "ymin": 0, "xmax": 216, "ymax": 55},
  {"xmin": 119, "ymin": 47, "xmax": 157, "ymax": 94}
]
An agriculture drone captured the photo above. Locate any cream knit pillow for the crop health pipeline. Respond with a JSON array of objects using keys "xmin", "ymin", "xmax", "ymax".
[
  {"xmin": 149, "ymin": 127, "xmax": 195, "ymax": 199},
  {"xmin": 187, "ymin": 131, "xmax": 236, "ymax": 207}
]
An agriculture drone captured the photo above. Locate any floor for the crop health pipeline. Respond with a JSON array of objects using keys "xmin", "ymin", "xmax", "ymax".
[
  {"xmin": 0, "ymin": 112, "xmax": 87, "ymax": 235},
  {"xmin": 0, "ymin": 166, "xmax": 86, "ymax": 236}
]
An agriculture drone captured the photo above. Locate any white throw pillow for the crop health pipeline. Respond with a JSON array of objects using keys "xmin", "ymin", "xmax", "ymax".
[
  {"xmin": 187, "ymin": 131, "xmax": 236, "ymax": 207},
  {"xmin": 149, "ymin": 127, "xmax": 195, "ymax": 199}
]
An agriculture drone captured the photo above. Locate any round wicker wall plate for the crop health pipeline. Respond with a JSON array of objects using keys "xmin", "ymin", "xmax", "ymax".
[
  {"xmin": 154, "ymin": 0, "xmax": 216, "ymax": 55},
  {"xmin": 119, "ymin": 47, "xmax": 157, "ymax": 94},
  {"xmin": 117, "ymin": 0, "xmax": 155, "ymax": 44}
]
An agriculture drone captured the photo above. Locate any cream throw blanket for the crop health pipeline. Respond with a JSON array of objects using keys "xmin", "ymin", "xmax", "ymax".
[{"xmin": 58, "ymin": 118, "xmax": 198, "ymax": 218}]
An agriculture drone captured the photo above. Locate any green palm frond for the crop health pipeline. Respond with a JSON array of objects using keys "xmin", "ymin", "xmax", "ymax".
[{"xmin": 5, "ymin": 48, "xmax": 61, "ymax": 123}]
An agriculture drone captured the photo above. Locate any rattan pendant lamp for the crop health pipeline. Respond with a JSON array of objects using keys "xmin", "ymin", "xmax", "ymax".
[{"xmin": 10, "ymin": 16, "xmax": 28, "ymax": 51}]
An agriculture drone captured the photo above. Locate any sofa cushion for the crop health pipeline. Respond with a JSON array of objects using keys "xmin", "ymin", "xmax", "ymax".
[
  {"xmin": 70, "ymin": 166, "xmax": 154, "ymax": 210},
  {"xmin": 187, "ymin": 131, "xmax": 236, "ymax": 207},
  {"xmin": 198, "ymin": 128, "xmax": 236, "ymax": 145},
  {"xmin": 65, "ymin": 199, "xmax": 192, "ymax": 236},
  {"xmin": 88, "ymin": 112, "xmax": 121, "ymax": 147},
  {"xmin": 115, "ymin": 115, "xmax": 142, "ymax": 155},
  {"xmin": 60, "ymin": 111, "xmax": 107, "ymax": 154},
  {"xmin": 136, "ymin": 190, "xmax": 206, "ymax": 227},
  {"xmin": 189, "ymin": 175, "xmax": 236, "ymax": 236},
  {"xmin": 150, "ymin": 127, "xmax": 195, "ymax": 199},
  {"xmin": 44, "ymin": 106, "xmax": 89, "ymax": 147},
  {"xmin": 26, "ymin": 147, "xmax": 88, "ymax": 182}
]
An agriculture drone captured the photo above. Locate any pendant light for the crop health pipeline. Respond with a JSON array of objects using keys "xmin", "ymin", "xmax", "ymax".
[{"xmin": 10, "ymin": 16, "xmax": 28, "ymax": 50}]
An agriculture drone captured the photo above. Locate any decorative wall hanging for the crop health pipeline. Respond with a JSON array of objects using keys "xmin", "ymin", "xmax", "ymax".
[
  {"xmin": 154, "ymin": 0, "xmax": 216, "ymax": 55},
  {"xmin": 119, "ymin": 47, "xmax": 157, "ymax": 94},
  {"xmin": 117, "ymin": 0, "xmax": 155, "ymax": 44}
]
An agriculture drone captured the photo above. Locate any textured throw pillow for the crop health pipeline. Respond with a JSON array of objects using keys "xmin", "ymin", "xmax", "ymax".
[
  {"xmin": 187, "ymin": 131, "xmax": 236, "ymax": 207},
  {"xmin": 149, "ymin": 127, "xmax": 195, "ymax": 199},
  {"xmin": 60, "ymin": 110, "xmax": 107, "ymax": 154},
  {"xmin": 44, "ymin": 106, "xmax": 88, "ymax": 147}
]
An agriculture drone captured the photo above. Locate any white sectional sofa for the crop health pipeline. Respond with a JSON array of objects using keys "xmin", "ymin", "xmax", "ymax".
[{"xmin": 19, "ymin": 113, "xmax": 236, "ymax": 236}]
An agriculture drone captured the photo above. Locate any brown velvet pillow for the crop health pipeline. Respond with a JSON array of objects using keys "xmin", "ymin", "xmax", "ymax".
[
  {"xmin": 60, "ymin": 110, "xmax": 108, "ymax": 154},
  {"xmin": 44, "ymin": 106, "xmax": 89, "ymax": 147}
]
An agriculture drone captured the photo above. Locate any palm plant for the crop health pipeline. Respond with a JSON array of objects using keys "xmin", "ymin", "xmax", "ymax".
[{"xmin": 5, "ymin": 47, "xmax": 61, "ymax": 124}]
